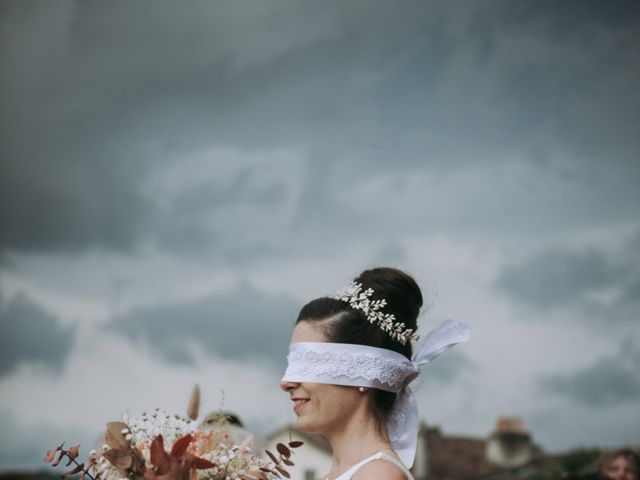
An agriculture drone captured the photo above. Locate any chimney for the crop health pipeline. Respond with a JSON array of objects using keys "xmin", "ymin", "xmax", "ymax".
[{"xmin": 485, "ymin": 417, "xmax": 534, "ymax": 469}]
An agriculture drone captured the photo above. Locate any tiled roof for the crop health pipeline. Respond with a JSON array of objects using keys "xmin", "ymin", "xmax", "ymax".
[
  {"xmin": 425, "ymin": 427, "xmax": 549, "ymax": 480},
  {"xmin": 427, "ymin": 427, "xmax": 503, "ymax": 480}
]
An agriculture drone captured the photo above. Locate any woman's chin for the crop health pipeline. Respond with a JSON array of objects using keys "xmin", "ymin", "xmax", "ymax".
[
  {"xmin": 296, "ymin": 417, "xmax": 313, "ymax": 431},
  {"xmin": 296, "ymin": 417, "xmax": 322, "ymax": 434}
]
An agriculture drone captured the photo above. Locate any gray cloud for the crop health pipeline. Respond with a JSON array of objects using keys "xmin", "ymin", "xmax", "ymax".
[
  {"xmin": 372, "ymin": 242, "xmax": 408, "ymax": 266},
  {"xmin": 496, "ymin": 236, "xmax": 640, "ymax": 325},
  {"xmin": 496, "ymin": 247, "xmax": 617, "ymax": 309},
  {"xmin": 1, "ymin": 1, "xmax": 639, "ymax": 258},
  {"xmin": 420, "ymin": 350, "xmax": 474, "ymax": 385},
  {"xmin": 540, "ymin": 341, "xmax": 640, "ymax": 407},
  {"xmin": 0, "ymin": 293, "xmax": 74, "ymax": 377},
  {"xmin": 0, "ymin": 407, "xmax": 93, "ymax": 470},
  {"xmin": 1, "ymin": 1, "xmax": 640, "ymax": 466},
  {"xmin": 108, "ymin": 281, "xmax": 299, "ymax": 367},
  {"xmin": 0, "ymin": 1, "xmax": 155, "ymax": 254},
  {"xmin": 587, "ymin": 277, "xmax": 640, "ymax": 325}
]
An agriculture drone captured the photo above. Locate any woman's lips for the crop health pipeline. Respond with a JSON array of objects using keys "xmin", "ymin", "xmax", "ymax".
[{"xmin": 293, "ymin": 398, "xmax": 309, "ymax": 412}]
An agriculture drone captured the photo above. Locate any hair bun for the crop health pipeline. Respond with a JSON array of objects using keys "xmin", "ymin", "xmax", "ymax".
[{"xmin": 355, "ymin": 267, "xmax": 423, "ymax": 333}]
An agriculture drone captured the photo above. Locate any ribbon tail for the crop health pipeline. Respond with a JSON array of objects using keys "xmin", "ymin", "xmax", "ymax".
[
  {"xmin": 387, "ymin": 387, "xmax": 419, "ymax": 469},
  {"xmin": 414, "ymin": 319, "xmax": 471, "ymax": 366}
]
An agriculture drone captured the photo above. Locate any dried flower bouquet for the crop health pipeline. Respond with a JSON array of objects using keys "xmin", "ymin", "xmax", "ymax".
[{"xmin": 45, "ymin": 386, "xmax": 302, "ymax": 480}]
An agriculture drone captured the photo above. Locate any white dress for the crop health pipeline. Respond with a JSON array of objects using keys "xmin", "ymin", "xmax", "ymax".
[{"xmin": 333, "ymin": 452, "xmax": 415, "ymax": 480}]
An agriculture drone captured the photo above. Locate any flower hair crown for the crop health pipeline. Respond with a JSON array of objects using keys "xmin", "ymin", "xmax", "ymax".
[{"xmin": 334, "ymin": 282, "xmax": 419, "ymax": 345}]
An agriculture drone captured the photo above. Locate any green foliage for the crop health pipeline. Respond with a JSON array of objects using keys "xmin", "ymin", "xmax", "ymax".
[
  {"xmin": 559, "ymin": 448, "xmax": 601, "ymax": 474},
  {"xmin": 525, "ymin": 467, "xmax": 563, "ymax": 480}
]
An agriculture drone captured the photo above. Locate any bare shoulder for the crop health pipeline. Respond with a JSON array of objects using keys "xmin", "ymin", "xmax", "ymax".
[{"xmin": 351, "ymin": 458, "xmax": 409, "ymax": 480}]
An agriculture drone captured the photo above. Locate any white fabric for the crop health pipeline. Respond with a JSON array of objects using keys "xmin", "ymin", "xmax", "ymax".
[
  {"xmin": 281, "ymin": 319, "xmax": 471, "ymax": 469},
  {"xmin": 283, "ymin": 342, "xmax": 416, "ymax": 392},
  {"xmin": 333, "ymin": 451, "xmax": 415, "ymax": 480}
]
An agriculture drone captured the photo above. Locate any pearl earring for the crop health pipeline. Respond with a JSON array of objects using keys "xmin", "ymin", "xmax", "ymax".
[{"xmin": 358, "ymin": 387, "xmax": 366, "ymax": 392}]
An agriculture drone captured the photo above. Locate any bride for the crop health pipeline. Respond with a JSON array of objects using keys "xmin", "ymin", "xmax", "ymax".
[{"xmin": 280, "ymin": 267, "xmax": 470, "ymax": 480}]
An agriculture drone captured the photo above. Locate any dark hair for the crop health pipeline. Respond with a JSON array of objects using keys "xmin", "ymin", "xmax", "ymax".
[
  {"xmin": 598, "ymin": 448, "xmax": 640, "ymax": 476},
  {"xmin": 295, "ymin": 267, "xmax": 423, "ymax": 436}
]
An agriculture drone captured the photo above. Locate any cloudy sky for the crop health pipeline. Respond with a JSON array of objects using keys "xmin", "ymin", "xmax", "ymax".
[{"xmin": 1, "ymin": 0, "xmax": 640, "ymax": 470}]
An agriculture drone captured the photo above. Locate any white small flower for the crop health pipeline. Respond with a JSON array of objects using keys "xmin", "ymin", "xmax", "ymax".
[{"xmin": 333, "ymin": 281, "xmax": 418, "ymax": 345}]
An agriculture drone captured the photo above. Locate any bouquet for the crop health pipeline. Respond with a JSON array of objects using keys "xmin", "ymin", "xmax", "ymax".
[{"xmin": 45, "ymin": 386, "xmax": 302, "ymax": 480}]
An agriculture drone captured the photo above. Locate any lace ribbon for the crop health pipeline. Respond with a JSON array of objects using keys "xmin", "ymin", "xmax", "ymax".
[{"xmin": 281, "ymin": 319, "xmax": 471, "ymax": 468}]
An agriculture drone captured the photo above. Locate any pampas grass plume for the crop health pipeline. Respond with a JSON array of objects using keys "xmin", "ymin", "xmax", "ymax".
[{"xmin": 187, "ymin": 383, "xmax": 201, "ymax": 421}]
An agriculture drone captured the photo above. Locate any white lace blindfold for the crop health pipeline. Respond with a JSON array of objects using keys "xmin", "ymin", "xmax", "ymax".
[{"xmin": 281, "ymin": 319, "xmax": 471, "ymax": 469}]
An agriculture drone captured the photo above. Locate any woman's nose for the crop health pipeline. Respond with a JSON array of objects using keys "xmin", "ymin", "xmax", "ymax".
[{"xmin": 280, "ymin": 379, "xmax": 299, "ymax": 391}]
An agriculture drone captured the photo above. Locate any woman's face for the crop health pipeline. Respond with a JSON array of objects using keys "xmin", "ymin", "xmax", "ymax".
[
  {"xmin": 280, "ymin": 321, "xmax": 364, "ymax": 435},
  {"xmin": 601, "ymin": 456, "xmax": 639, "ymax": 480}
]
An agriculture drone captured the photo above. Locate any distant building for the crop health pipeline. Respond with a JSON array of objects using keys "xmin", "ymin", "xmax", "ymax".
[
  {"xmin": 426, "ymin": 417, "xmax": 550, "ymax": 480},
  {"xmin": 485, "ymin": 417, "xmax": 534, "ymax": 469}
]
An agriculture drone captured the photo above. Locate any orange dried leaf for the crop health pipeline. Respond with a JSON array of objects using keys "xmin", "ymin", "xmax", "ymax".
[
  {"xmin": 61, "ymin": 463, "xmax": 84, "ymax": 478},
  {"xmin": 68, "ymin": 445, "xmax": 80, "ymax": 460},
  {"xmin": 102, "ymin": 450, "xmax": 116, "ymax": 464},
  {"xmin": 103, "ymin": 449, "xmax": 133, "ymax": 470},
  {"xmin": 105, "ymin": 422, "xmax": 131, "ymax": 450},
  {"xmin": 45, "ymin": 449, "xmax": 57, "ymax": 463},
  {"xmin": 116, "ymin": 455, "xmax": 133, "ymax": 470}
]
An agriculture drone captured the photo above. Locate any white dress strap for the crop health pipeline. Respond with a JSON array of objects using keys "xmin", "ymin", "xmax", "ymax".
[{"xmin": 334, "ymin": 452, "xmax": 414, "ymax": 480}]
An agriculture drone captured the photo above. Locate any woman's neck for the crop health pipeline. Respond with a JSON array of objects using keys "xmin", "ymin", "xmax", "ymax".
[{"xmin": 324, "ymin": 410, "xmax": 392, "ymax": 473}]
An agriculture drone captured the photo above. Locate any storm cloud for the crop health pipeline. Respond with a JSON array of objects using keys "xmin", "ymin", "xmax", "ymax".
[
  {"xmin": 109, "ymin": 281, "xmax": 299, "ymax": 367},
  {"xmin": 2, "ymin": 0, "xmax": 639, "ymax": 257},
  {"xmin": 0, "ymin": 293, "xmax": 74, "ymax": 377},
  {"xmin": 2, "ymin": 0, "xmax": 640, "ymax": 467},
  {"xmin": 496, "ymin": 247, "xmax": 617, "ymax": 310},
  {"xmin": 496, "ymin": 236, "xmax": 640, "ymax": 324},
  {"xmin": 540, "ymin": 342, "xmax": 640, "ymax": 407}
]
